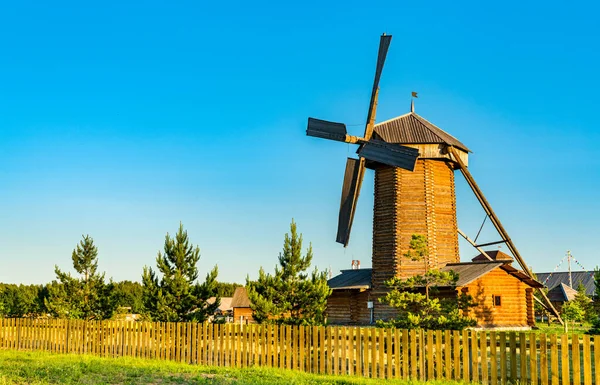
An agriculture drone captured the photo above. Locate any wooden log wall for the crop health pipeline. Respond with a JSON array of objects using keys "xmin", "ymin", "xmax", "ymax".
[
  {"xmin": 372, "ymin": 159, "xmax": 459, "ymax": 321},
  {"xmin": 463, "ymin": 269, "xmax": 531, "ymax": 327},
  {"xmin": 327, "ymin": 290, "xmax": 371, "ymax": 325},
  {"xmin": 1, "ymin": 318, "xmax": 598, "ymax": 385}
]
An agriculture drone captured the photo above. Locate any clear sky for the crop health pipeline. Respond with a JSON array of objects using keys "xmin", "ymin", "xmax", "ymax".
[{"xmin": 1, "ymin": 1, "xmax": 599, "ymax": 285}]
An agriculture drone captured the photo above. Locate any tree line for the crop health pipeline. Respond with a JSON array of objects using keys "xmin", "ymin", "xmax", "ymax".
[{"xmin": 0, "ymin": 220, "xmax": 331, "ymax": 325}]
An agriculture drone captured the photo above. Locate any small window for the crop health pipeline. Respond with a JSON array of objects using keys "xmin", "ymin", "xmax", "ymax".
[{"xmin": 493, "ymin": 295, "xmax": 502, "ymax": 307}]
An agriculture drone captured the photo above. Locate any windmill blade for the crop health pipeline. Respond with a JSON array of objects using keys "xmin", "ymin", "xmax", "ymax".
[
  {"xmin": 358, "ymin": 140, "xmax": 419, "ymax": 171},
  {"xmin": 307, "ymin": 118, "xmax": 347, "ymax": 142},
  {"xmin": 336, "ymin": 158, "xmax": 366, "ymax": 246},
  {"xmin": 363, "ymin": 34, "xmax": 392, "ymax": 141}
]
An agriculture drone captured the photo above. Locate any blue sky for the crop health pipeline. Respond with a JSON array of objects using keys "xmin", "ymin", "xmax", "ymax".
[{"xmin": 1, "ymin": 1, "xmax": 599, "ymax": 285}]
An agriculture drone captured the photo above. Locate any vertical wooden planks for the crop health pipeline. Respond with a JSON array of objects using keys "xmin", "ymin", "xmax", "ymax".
[
  {"xmin": 573, "ymin": 334, "xmax": 581, "ymax": 385},
  {"xmin": 370, "ymin": 328, "xmax": 377, "ymax": 378},
  {"xmin": 582, "ymin": 335, "xmax": 591, "ymax": 385},
  {"xmin": 481, "ymin": 331, "xmax": 488, "ymax": 385},
  {"xmin": 453, "ymin": 330, "xmax": 461, "ymax": 381},
  {"xmin": 499, "ymin": 332, "xmax": 507, "ymax": 385},
  {"xmin": 435, "ymin": 330, "xmax": 442, "ymax": 380},
  {"xmin": 378, "ymin": 328, "xmax": 385, "ymax": 379},
  {"xmin": 386, "ymin": 328, "xmax": 393, "ymax": 379},
  {"xmin": 530, "ymin": 333, "xmax": 538, "ymax": 385},
  {"xmin": 561, "ymin": 334, "xmax": 570, "ymax": 385},
  {"xmin": 463, "ymin": 329, "xmax": 470, "ymax": 383},
  {"xmin": 594, "ymin": 335, "xmax": 600, "ymax": 385},
  {"xmin": 312, "ymin": 325, "xmax": 318, "ymax": 373},
  {"xmin": 520, "ymin": 333, "xmax": 527, "ymax": 384},
  {"xmin": 540, "ymin": 333, "xmax": 548, "ymax": 385},
  {"xmin": 444, "ymin": 330, "xmax": 451, "ymax": 380},
  {"xmin": 551, "ymin": 334, "xmax": 559, "ymax": 385},
  {"xmin": 319, "ymin": 325, "xmax": 326, "ymax": 374},
  {"xmin": 409, "ymin": 329, "xmax": 417, "ymax": 380},
  {"xmin": 471, "ymin": 330, "xmax": 479, "ymax": 383},
  {"xmin": 509, "ymin": 333, "xmax": 517, "ymax": 382},
  {"xmin": 341, "ymin": 327, "xmax": 347, "ymax": 376},
  {"xmin": 427, "ymin": 330, "xmax": 434, "ymax": 380}
]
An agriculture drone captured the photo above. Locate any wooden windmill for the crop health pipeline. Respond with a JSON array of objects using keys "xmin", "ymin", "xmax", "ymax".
[{"xmin": 307, "ymin": 34, "xmax": 562, "ymax": 324}]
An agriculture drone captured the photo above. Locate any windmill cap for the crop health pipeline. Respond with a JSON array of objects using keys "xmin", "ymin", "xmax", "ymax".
[{"xmin": 374, "ymin": 112, "xmax": 470, "ymax": 153}]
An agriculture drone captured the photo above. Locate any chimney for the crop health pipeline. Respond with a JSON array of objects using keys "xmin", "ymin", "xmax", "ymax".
[{"xmin": 351, "ymin": 260, "xmax": 361, "ymax": 270}]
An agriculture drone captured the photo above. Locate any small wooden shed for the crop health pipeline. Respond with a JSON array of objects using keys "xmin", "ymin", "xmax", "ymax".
[
  {"xmin": 442, "ymin": 254, "xmax": 543, "ymax": 328},
  {"xmin": 327, "ymin": 268, "xmax": 373, "ymax": 325},
  {"xmin": 231, "ymin": 287, "xmax": 254, "ymax": 324}
]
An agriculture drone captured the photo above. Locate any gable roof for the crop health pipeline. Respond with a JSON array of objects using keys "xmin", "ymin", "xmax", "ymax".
[
  {"xmin": 327, "ymin": 269, "xmax": 372, "ymax": 290},
  {"xmin": 231, "ymin": 287, "xmax": 251, "ymax": 308},
  {"xmin": 535, "ymin": 271, "xmax": 596, "ymax": 297},
  {"xmin": 373, "ymin": 112, "xmax": 470, "ymax": 152},
  {"xmin": 442, "ymin": 261, "xmax": 504, "ymax": 286},
  {"xmin": 547, "ymin": 283, "xmax": 578, "ymax": 302},
  {"xmin": 442, "ymin": 261, "xmax": 543, "ymax": 288},
  {"xmin": 207, "ymin": 297, "xmax": 233, "ymax": 312},
  {"xmin": 472, "ymin": 250, "xmax": 514, "ymax": 262}
]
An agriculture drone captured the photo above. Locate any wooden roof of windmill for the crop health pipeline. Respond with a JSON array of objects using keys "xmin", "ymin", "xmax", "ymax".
[{"xmin": 373, "ymin": 112, "xmax": 471, "ymax": 152}]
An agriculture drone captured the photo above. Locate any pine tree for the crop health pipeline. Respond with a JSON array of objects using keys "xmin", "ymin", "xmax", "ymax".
[
  {"xmin": 247, "ymin": 219, "xmax": 331, "ymax": 325},
  {"xmin": 141, "ymin": 223, "xmax": 219, "ymax": 322},
  {"xmin": 45, "ymin": 235, "xmax": 112, "ymax": 320}
]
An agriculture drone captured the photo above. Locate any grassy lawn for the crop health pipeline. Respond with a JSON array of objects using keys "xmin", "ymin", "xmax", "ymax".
[
  {"xmin": 534, "ymin": 322, "xmax": 592, "ymax": 335},
  {"xmin": 0, "ymin": 349, "xmax": 463, "ymax": 385}
]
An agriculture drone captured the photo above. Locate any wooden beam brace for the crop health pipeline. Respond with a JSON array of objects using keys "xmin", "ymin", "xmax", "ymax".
[
  {"xmin": 448, "ymin": 146, "xmax": 564, "ymax": 324},
  {"xmin": 474, "ymin": 239, "xmax": 507, "ymax": 248},
  {"xmin": 457, "ymin": 228, "xmax": 494, "ymax": 261}
]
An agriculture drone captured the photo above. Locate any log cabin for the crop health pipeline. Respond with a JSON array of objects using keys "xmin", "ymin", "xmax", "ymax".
[
  {"xmin": 327, "ymin": 251, "xmax": 542, "ymax": 329},
  {"xmin": 231, "ymin": 287, "xmax": 255, "ymax": 324}
]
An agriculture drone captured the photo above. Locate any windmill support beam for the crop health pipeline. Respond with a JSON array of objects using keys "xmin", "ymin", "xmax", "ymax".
[
  {"xmin": 457, "ymin": 228, "xmax": 494, "ymax": 261},
  {"xmin": 474, "ymin": 240, "xmax": 507, "ymax": 248},
  {"xmin": 449, "ymin": 146, "xmax": 563, "ymax": 324}
]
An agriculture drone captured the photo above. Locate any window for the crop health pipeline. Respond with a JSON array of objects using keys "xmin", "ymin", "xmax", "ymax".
[{"xmin": 493, "ymin": 295, "xmax": 502, "ymax": 307}]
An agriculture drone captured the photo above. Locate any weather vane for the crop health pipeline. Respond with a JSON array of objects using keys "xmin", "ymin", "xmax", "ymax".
[{"xmin": 411, "ymin": 91, "xmax": 418, "ymax": 112}]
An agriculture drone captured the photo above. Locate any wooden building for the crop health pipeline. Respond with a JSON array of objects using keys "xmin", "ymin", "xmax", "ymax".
[
  {"xmin": 441, "ymin": 256, "xmax": 541, "ymax": 328},
  {"xmin": 546, "ymin": 283, "xmax": 578, "ymax": 312},
  {"xmin": 328, "ymin": 252, "xmax": 542, "ymax": 328},
  {"xmin": 231, "ymin": 287, "xmax": 254, "ymax": 324}
]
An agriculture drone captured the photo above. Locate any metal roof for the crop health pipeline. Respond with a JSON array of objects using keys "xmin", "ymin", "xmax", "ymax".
[
  {"xmin": 535, "ymin": 271, "xmax": 596, "ymax": 296},
  {"xmin": 373, "ymin": 112, "xmax": 470, "ymax": 152},
  {"xmin": 547, "ymin": 283, "xmax": 578, "ymax": 302},
  {"xmin": 231, "ymin": 287, "xmax": 251, "ymax": 308},
  {"xmin": 327, "ymin": 268, "xmax": 372, "ymax": 290}
]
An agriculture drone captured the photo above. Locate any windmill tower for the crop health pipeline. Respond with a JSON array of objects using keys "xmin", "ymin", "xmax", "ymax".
[{"xmin": 307, "ymin": 34, "xmax": 562, "ymax": 325}]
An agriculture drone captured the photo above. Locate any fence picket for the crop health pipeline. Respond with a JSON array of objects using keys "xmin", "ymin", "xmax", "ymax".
[
  {"xmin": 583, "ymin": 335, "xmax": 591, "ymax": 385},
  {"xmin": 573, "ymin": 334, "xmax": 581, "ymax": 385}
]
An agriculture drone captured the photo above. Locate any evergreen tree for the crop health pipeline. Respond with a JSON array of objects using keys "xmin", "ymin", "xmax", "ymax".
[
  {"xmin": 141, "ymin": 223, "xmax": 219, "ymax": 322},
  {"xmin": 247, "ymin": 219, "xmax": 331, "ymax": 325},
  {"xmin": 45, "ymin": 235, "xmax": 112, "ymax": 320},
  {"xmin": 379, "ymin": 269, "xmax": 476, "ymax": 330},
  {"xmin": 110, "ymin": 280, "xmax": 145, "ymax": 315}
]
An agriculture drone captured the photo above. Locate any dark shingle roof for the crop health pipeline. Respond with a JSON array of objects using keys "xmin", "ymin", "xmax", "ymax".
[
  {"xmin": 443, "ymin": 261, "xmax": 543, "ymax": 288},
  {"xmin": 535, "ymin": 271, "xmax": 596, "ymax": 296},
  {"xmin": 327, "ymin": 269, "xmax": 372, "ymax": 290},
  {"xmin": 231, "ymin": 287, "xmax": 251, "ymax": 308},
  {"xmin": 547, "ymin": 283, "xmax": 578, "ymax": 302},
  {"xmin": 442, "ymin": 262, "xmax": 504, "ymax": 286},
  {"xmin": 373, "ymin": 112, "xmax": 470, "ymax": 152}
]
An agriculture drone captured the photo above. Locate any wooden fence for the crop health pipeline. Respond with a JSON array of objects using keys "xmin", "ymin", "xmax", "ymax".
[{"xmin": 0, "ymin": 318, "xmax": 598, "ymax": 384}]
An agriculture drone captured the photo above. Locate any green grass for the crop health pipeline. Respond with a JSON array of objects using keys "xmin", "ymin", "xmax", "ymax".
[
  {"xmin": 533, "ymin": 322, "xmax": 591, "ymax": 335},
  {"xmin": 0, "ymin": 349, "xmax": 464, "ymax": 385}
]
